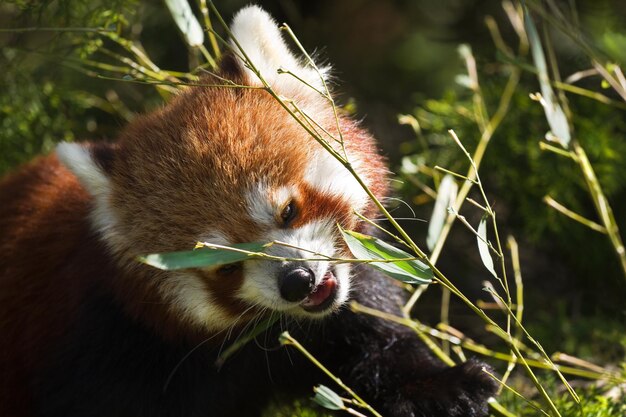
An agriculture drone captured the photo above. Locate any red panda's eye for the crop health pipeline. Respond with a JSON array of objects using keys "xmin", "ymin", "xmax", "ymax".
[
  {"xmin": 216, "ymin": 263, "xmax": 241, "ymax": 276},
  {"xmin": 280, "ymin": 201, "xmax": 297, "ymax": 226}
]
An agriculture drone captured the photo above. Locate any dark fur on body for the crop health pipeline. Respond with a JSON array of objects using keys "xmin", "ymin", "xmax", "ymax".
[{"xmin": 32, "ymin": 267, "xmax": 496, "ymax": 417}]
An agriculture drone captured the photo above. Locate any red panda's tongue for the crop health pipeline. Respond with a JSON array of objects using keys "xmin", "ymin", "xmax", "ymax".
[{"xmin": 302, "ymin": 271, "xmax": 336, "ymax": 307}]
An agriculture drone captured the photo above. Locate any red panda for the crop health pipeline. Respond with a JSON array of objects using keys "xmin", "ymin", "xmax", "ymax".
[{"xmin": 0, "ymin": 6, "xmax": 497, "ymax": 417}]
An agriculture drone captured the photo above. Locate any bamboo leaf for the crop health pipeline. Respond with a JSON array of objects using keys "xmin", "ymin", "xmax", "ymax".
[
  {"xmin": 312, "ymin": 385, "xmax": 344, "ymax": 411},
  {"xmin": 524, "ymin": 7, "xmax": 571, "ymax": 148},
  {"xmin": 427, "ymin": 174, "xmax": 458, "ymax": 251},
  {"xmin": 139, "ymin": 242, "xmax": 267, "ymax": 270},
  {"xmin": 477, "ymin": 216, "xmax": 497, "ymax": 278},
  {"xmin": 164, "ymin": 0, "xmax": 205, "ymax": 47},
  {"xmin": 340, "ymin": 228, "xmax": 432, "ymax": 285}
]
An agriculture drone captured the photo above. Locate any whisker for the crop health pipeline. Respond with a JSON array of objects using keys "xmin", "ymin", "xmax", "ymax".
[
  {"xmin": 382, "ymin": 196, "xmax": 417, "ymax": 218},
  {"xmin": 163, "ymin": 336, "xmax": 216, "ymax": 393},
  {"xmin": 262, "ymin": 310, "xmax": 277, "ymax": 383},
  {"xmin": 221, "ymin": 304, "xmax": 267, "ymax": 357},
  {"xmin": 225, "ymin": 305, "xmax": 258, "ymax": 341}
]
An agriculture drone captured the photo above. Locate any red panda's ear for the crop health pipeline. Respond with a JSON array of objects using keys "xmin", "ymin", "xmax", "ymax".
[
  {"xmin": 228, "ymin": 6, "xmax": 331, "ymax": 97},
  {"xmin": 56, "ymin": 142, "xmax": 116, "ymax": 198}
]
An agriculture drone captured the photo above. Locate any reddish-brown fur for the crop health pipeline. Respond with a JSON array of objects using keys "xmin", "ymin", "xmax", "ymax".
[
  {"xmin": 108, "ymin": 85, "xmax": 385, "ymax": 251},
  {"xmin": 0, "ymin": 75, "xmax": 388, "ymax": 415},
  {"xmin": 0, "ymin": 157, "xmax": 100, "ymax": 415}
]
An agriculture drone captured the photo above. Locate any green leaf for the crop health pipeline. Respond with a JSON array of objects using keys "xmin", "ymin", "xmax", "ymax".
[
  {"xmin": 340, "ymin": 228, "xmax": 433, "ymax": 285},
  {"xmin": 524, "ymin": 6, "xmax": 571, "ymax": 148},
  {"xmin": 164, "ymin": 0, "xmax": 204, "ymax": 47},
  {"xmin": 427, "ymin": 174, "xmax": 458, "ymax": 251},
  {"xmin": 477, "ymin": 216, "xmax": 497, "ymax": 278},
  {"xmin": 312, "ymin": 385, "xmax": 344, "ymax": 411},
  {"xmin": 138, "ymin": 241, "xmax": 267, "ymax": 270}
]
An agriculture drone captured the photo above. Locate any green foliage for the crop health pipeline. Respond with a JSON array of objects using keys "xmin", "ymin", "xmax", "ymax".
[
  {"xmin": 529, "ymin": 302, "xmax": 626, "ymax": 363},
  {"xmin": 140, "ymin": 242, "xmax": 269, "ymax": 270},
  {"xmin": 340, "ymin": 228, "xmax": 433, "ymax": 285},
  {"xmin": 6, "ymin": 0, "xmax": 134, "ymax": 27},
  {"xmin": 313, "ymin": 385, "xmax": 345, "ymax": 411},
  {"xmin": 0, "ymin": 71, "xmax": 81, "ymax": 175},
  {"xmin": 0, "ymin": 0, "xmax": 144, "ymax": 175},
  {"xmin": 499, "ymin": 378, "xmax": 626, "ymax": 417},
  {"xmin": 402, "ymin": 72, "xmax": 626, "ymax": 304}
]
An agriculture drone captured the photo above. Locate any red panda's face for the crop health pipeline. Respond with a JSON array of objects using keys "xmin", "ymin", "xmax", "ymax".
[{"xmin": 57, "ymin": 6, "xmax": 388, "ymax": 334}]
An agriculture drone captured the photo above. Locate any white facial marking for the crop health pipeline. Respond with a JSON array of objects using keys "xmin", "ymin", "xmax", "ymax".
[
  {"xmin": 56, "ymin": 143, "xmax": 123, "ymax": 253},
  {"xmin": 305, "ymin": 150, "xmax": 369, "ymax": 213},
  {"xmin": 274, "ymin": 186, "xmax": 293, "ymax": 209},
  {"xmin": 56, "ymin": 143, "xmax": 108, "ymax": 195},
  {"xmin": 246, "ymin": 183, "xmax": 297, "ymax": 228},
  {"xmin": 246, "ymin": 183, "xmax": 275, "ymax": 227},
  {"xmin": 165, "ymin": 272, "xmax": 238, "ymax": 332}
]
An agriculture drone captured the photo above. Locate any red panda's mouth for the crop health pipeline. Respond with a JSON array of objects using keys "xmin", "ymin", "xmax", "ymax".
[{"xmin": 300, "ymin": 271, "xmax": 338, "ymax": 312}]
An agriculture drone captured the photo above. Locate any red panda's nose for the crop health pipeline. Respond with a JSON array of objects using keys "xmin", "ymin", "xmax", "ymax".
[{"xmin": 279, "ymin": 267, "xmax": 315, "ymax": 302}]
